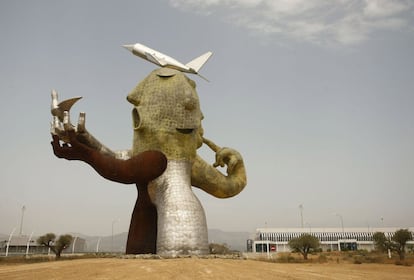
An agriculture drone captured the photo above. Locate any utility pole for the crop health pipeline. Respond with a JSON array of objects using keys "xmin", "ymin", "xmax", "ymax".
[
  {"xmin": 299, "ymin": 204, "xmax": 304, "ymax": 228},
  {"xmin": 19, "ymin": 206, "xmax": 26, "ymax": 235},
  {"xmin": 334, "ymin": 213, "xmax": 344, "ymax": 233}
]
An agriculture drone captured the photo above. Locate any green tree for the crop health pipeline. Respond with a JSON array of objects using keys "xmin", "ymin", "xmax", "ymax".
[
  {"xmin": 392, "ymin": 229, "xmax": 412, "ymax": 260},
  {"xmin": 37, "ymin": 233, "xmax": 73, "ymax": 259},
  {"xmin": 373, "ymin": 231, "xmax": 390, "ymax": 252},
  {"xmin": 288, "ymin": 233, "xmax": 320, "ymax": 260},
  {"xmin": 373, "ymin": 229, "xmax": 413, "ymax": 260}
]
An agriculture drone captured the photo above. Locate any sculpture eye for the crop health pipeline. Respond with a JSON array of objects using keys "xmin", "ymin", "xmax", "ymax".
[
  {"xmin": 183, "ymin": 89, "xmax": 197, "ymax": 110},
  {"xmin": 184, "ymin": 97, "xmax": 196, "ymax": 110}
]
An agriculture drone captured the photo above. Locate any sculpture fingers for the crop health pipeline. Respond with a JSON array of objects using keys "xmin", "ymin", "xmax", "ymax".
[
  {"xmin": 202, "ymin": 137, "xmax": 220, "ymax": 152},
  {"xmin": 77, "ymin": 112, "xmax": 86, "ymax": 133},
  {"xmin": 50, "ymin": 116, "xmax": 62, "ymax": 136},
  {"xmin": 213, "ymin": 148, "xmax": 227, "ymax": 168},
  {"xmin": 50, "ymin": 89, "xmax": 59, "ymax": 118},
  {"xmin": 226, "ymin": 156, "xmax": 238, "ymax": 174},
  {"xmin": 63, "ymin": 111, "xmax": 73, "ymax": 130},
  {"xmin": 213, "ymin": 148, "xmax": 243, "ymax": 174}
]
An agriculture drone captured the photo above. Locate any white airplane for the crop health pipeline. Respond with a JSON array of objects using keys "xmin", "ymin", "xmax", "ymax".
[{"xmin": 123, "ymin": 43, "xmax": 212, "ymax": 81}]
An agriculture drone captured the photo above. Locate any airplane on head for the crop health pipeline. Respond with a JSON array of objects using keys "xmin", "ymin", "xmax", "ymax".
[{"xmin": 123, "ymin": 43, "xmax": 213, "ymax": 81}]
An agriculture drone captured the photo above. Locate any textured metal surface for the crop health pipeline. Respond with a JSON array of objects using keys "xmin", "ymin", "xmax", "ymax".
[{"xmin": 149, "ymin": 160, "xmax": 209, "ymax": 256}]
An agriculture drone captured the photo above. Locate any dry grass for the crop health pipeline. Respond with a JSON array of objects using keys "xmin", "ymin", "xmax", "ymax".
[
  {"xmin": 0, "ymin": 252, "xmax": 413, "ymax": 280},
  {"xmin": 1, "ymin": 256, "xmax": 414, "ymax": 280}
]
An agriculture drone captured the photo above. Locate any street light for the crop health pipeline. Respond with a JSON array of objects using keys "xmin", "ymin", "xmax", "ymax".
[
  {"xmin": 96, "ymin": 237, "xmax": 101, "ymax": 253},
  {"xmin": 305, "ymin": 222, "xmax": 312, "ymax": 233},
  {"xmin": 19, "ymin": 206, "xmax": 26, "ymax": 236},
  {"xmin": 334, "ymin": 213, "xmax": 344, "ymax": 233},
  {"xmin": 299, "ymin": 204, "xmax": 304, "ymax": 228},
  {"xmin": 72, "ymin": 236, "xmax": 78, "ymax": 254}
]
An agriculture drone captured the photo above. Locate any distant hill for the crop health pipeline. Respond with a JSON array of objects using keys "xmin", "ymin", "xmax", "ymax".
[
  {"xmin": 74, "ymin": 229, "xmax": 252, "ymax": 253},
  {"xmin": 208, "ymin": 229, "xmax": 251, "ymax": 252},
  {"xmin": 1, "ymin": 229, "xmax": 252, "ymax": 253}
]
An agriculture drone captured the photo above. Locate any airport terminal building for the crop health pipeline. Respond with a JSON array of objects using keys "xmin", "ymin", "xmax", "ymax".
[
  {"xmin": 248, "ymin": 227, "xmax": 414, "ymax": 253},
  {"xmin": 1, "ymin": 235, "xmax": 86, "ymax": 256}
]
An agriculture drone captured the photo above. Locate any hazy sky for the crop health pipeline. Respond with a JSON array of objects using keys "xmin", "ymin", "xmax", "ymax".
[{"xmin": 1, "ymin": 0, "xmax": 413, "ymax": 237}]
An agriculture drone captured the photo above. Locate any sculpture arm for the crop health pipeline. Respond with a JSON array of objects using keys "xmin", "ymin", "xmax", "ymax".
[
  {"xmin": 191, "ymin": 149, "xmax": 247, "ymax": 198},
  {"xmin": 51, "ymin": 124, "xmax": 166, "ymax": 185}
]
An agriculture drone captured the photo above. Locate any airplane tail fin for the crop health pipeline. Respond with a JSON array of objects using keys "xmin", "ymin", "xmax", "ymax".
[{"xmin": 186, "ymin": 51, "xmax": 213, "ymax": 73}]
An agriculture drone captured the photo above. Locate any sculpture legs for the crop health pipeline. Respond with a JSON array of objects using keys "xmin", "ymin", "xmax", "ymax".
[{"xmin": 126, "ymin": 184, "xmax": 157, "ymax": 254}]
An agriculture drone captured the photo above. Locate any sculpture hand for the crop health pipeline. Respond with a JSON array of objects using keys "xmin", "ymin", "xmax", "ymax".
[
  {"xmin": 51, "ymin": 112, "xmax": 91, "ymax": 161},
  {"xmin": 214, "ymin": 147, "xmax": 243, "ymax": 175}
]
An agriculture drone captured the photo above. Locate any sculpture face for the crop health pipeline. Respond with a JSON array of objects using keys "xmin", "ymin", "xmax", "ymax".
[{"xmin": 127, "ymin": 68, "xmax": 203, "ymax": 160}]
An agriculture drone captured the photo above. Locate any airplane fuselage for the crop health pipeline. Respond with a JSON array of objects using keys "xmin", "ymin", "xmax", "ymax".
[{"xmin": 126, "ymin": 43, "xmax": 196, "ymax": 74}]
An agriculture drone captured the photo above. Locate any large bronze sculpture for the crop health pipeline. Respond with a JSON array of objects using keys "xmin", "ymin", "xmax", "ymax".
[{"xmin": 50, "ymin": 66, "xmax": 246, "ymax": 256}]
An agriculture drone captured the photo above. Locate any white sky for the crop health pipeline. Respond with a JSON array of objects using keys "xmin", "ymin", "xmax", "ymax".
[{"xmin": 1, "ymin": 0, "xmax": 413, "ymax": 236}]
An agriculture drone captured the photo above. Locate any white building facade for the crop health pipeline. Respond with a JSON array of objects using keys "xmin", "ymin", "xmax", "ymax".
[{"xmin": 248, "ymin": 227, "xmax": 414, "ymax": 253}]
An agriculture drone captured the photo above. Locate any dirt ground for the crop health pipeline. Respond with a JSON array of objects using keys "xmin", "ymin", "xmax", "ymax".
[{"xmin": 1, "ymin": 258, "xmax": 413, "ymax": 280}]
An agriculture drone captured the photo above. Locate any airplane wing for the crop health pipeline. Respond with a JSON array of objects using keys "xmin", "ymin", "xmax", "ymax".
[{"xmin": 145, "ymin": 52, "xmax": 167, "ymax": 66}]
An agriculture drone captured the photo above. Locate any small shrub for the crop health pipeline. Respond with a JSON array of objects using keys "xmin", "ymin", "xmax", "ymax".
[
  {"xmin": 395, "ymin": 260, "xmax": 412, "ymax": 266},
  {"xmin": 277, "ymin": 253, "xmax": 297, "ymax": 263},
  {"xmin": 209, "ymin": 243, "xmax": 230, "ymax": 255},
  {"xmin": 317, "ymin": 254, "xmax": 328, "ymax": 263}
]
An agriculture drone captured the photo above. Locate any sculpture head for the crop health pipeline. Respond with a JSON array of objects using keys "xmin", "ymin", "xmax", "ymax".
[{"xmin": 127, "ymin": 68, "xmax": 204, "ymax": 161}]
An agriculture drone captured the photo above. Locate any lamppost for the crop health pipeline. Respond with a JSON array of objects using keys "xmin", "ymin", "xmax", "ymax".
[
  {"xmin": 72, "ymin": 236, "xmax": 78, "ymax": 254},
  {"xmin": 299, "ymin": 204, "xmax": 304, "ymax": 228},
  {"xmin": 306, "ymin": 222, "xmax": 312, "ymax": 233},
  {"xmin": 96, "ymin": 237, "xmax": 101, "ymax": 253},
  {"xmin": 19, "ymin": 206, "xmax": 26, "ymax": 236},
  {"xmin": 111, "ymin": 219, "xmax": 119, "ymax": 253},
  {"xmin": 334, "ymin": 213, "xmax": 344, "ymax": 233}
]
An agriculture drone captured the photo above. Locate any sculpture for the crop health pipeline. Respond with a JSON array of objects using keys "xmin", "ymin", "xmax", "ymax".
[{"xmin": 50, "ymin": 67, "xmax": 247, "ymax": 256}]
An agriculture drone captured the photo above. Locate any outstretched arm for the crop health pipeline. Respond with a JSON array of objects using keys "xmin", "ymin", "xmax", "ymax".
[
  {"xmin": 191, "ymin": 138, "xmax": 246, "ymax": 198},
  {"xmin": 52, "ymin": 125, "xmax": 167, "ymax": 185}
]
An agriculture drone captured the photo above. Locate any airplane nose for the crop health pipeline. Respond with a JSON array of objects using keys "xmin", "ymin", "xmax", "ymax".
[{"xmin": 122, "ymin": 44, "xmax": 134, "ymax": 52}]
